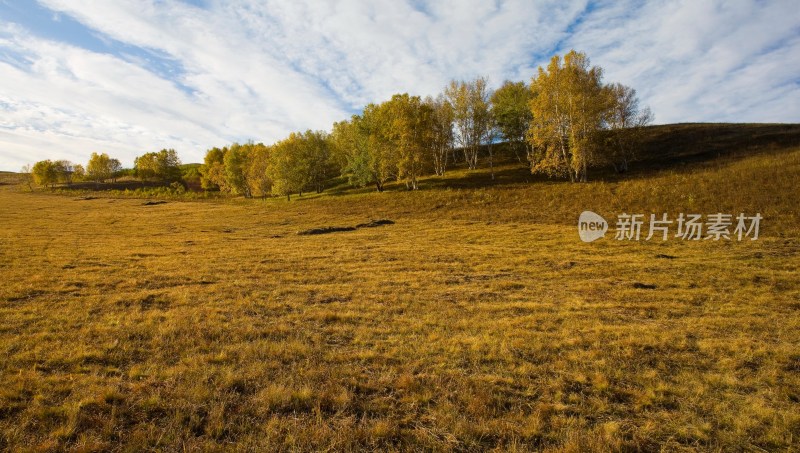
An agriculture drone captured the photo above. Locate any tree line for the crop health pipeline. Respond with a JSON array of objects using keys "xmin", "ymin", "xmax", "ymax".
[
  {"xmin": 26, "ymin": 50, "xmax": 652, "ymax": 196},
  {"xmin": 26, "ymin": 152, "xmax": 123, "ymax": 188},
  {"xmin": 27, "ymin": 149, "xmax": 184, "ymax": 188}
]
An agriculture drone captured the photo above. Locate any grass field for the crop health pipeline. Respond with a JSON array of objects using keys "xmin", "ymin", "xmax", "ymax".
[{"xmin": 1, "ymin": 125, "xmax": 800, "ymax": 451}]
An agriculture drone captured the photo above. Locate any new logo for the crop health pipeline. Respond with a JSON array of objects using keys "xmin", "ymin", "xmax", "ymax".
[{"xmin": 578, "ymin": 211, "xmax": 608, "ymax": 243}]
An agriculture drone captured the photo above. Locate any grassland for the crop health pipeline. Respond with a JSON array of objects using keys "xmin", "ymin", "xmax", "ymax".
[{"xmin": 1, "ymin": 124, "xmax": 799, "ymax": 451}]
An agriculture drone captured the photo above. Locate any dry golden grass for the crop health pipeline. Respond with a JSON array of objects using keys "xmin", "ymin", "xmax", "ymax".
[{"xmin": 1, "ymin": 145, "xmax": 799, "ymax": 451}]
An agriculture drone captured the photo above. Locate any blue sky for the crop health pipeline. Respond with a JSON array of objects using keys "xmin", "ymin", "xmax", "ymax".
[{"xmin": 0, "ymin": 0, "xmax": 798, "ymax": 170}]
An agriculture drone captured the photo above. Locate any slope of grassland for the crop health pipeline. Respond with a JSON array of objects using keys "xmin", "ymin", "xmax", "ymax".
[{"xmin": 0, "ymin": 129, "xmax": 799, "ymax": 451}]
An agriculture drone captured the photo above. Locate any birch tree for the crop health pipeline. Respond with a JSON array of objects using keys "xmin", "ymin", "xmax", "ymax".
[
  {"xmin": 528, "ymin": 50, "xmax": 607, "ymax": 182},
  {"xmin": 268, "ymin": 133, "xmax": 309, "ymax": 200},
  {"xmin": 54, "ymin": 160, "xmax": 77, "ymax": 185},
  {"xmin": 20, "ymin": 164, "xmax": 33, "ymax": 191},
  {"xmin": 331, "ymin": 116, "xmax": 373, "ymax": 189},
  {"xmin": 246, "ymin": 143, "xmax": 272, "ymax": 198},
  {"xmin": 604, "ymin": 83, "xmax": 653, "ymax": 172},
  {"xmin": 224, "ymin": 143, "xmax": 252, "ymax": 197},
  {"xmin": 301, "ymin": 130, "xmax": 335, "ymax": 194},
  {"xmin": 491, "ymin": 80, "xmax": 532, "ymax": 162},
  {"xmin": 385, "ymin": 94, "xmax": 431, "ymax": 190},
  {"xmin": 444, "ymin": 77, "xmax": 493, "ymax": 171},
  {"xmin": 425, "ymin": 94, "xmax": 454, "ymax": 176},
  {"xmin": 109, "ymin": 158, "xmax": 122, "ymax": 182},
  {"xmin": 332, "ymin": 106, "xmax": 397, "ymax": 192},
  {"xmin": 200, "ymin": 147, "xmax": 229, "ymax": 192},
  {"xmin": 363, "ymin": 102, "xmax": 398, "ymax": 191}
]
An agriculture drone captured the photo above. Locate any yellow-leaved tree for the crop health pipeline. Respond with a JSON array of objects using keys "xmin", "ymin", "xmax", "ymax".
[
  {"xmin": 384, "ymin": 93, "xmax": 432, "ymax": 190},
  {"xmin": 87, "ymin": 152, "xmax": 113, "ymax": 183},
  {"xmin": 424, "ymin": 94, "xmax": 454, "ymax": 176},
  {"xmin": 246, "ymin": 143, "xmax": 272, "ymax": 199},
  {"xmin": 268, "ymin": 133, "xmax": 308, "ymax": 201},
  {"xmin": 528, "ymin": 50, "xmax": 607, "ymax": 182},
  {"xmin": 200, "ymin": 147, "xmax": 229, "ymax": 192},
  {"xmin": 444, "ymin": 77, "xmax": 494, "ymax": 172}
]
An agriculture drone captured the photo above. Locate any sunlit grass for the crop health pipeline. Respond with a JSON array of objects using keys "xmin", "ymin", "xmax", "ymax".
[{"xmin": 0, "ymin": 144, "xmax": 799, "ymax": 451}]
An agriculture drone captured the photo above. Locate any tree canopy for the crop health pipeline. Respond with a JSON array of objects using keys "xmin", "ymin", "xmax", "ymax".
[
  {"xmin": 491, "ymin": 80, "xmax": 532, "ymax": 162},
  {"xmin": 134, "ymin": 149, "xmax": 181, "ymax": 182},
  {"xmin": 444, "ymin": 77, "xmax": 494, "ymax": 171},
  {"xmin": 87, "ymin": 153, "xmax": 114, "ymax": 183}
]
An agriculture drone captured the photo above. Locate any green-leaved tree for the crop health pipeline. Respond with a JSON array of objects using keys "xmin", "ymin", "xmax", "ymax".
[
  {"xmin": 491, "ymin": 80, "xmax": 532, "ymax": 162},
  {"xmin": 134, "ymin": 149, "xmax": 181, "ymax": 182}
]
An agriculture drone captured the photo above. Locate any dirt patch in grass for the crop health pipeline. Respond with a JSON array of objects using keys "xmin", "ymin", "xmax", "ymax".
[{"xmin": 297, "ymin": 219, "xmax": 394, "ymax": 235}]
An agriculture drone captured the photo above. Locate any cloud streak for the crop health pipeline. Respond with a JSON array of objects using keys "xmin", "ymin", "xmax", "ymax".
[{"xmin": 0, "ymin": 0, "xmax": 797, "ymax": 171}]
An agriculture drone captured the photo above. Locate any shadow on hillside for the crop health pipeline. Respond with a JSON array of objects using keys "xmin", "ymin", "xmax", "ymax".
[
  {"xmin": 634, "ymin": 123, "xmax": 800, "ymax": 168},
  {"xmin": 440, "ymin": 123, "xmax": 800, "ymax": 188},
  {"xmin": 422, "ymin": 165, "xmax": 540, "ymax": 189}
]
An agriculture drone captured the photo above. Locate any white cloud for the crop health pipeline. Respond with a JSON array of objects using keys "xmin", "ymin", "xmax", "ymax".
[
  {"xmin": 0, "ymin": 0, "xmax": 797, "ymax": 170},
  {"xmin": 561, "ymin": 0, "xmax": 800, "ymax": 123}
]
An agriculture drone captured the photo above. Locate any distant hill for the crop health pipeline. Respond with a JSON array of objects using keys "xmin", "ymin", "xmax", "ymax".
[
  {"xmin": 180, "ymin": 163, "xmax": 202, "ymax": 170},
  {"xmin": 0, "ymin": 171, "xmax": 24, "ymax": 185}
]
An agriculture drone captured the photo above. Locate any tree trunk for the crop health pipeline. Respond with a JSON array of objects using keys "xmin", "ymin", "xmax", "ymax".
[
  {"xmin": 489, "ymin": 147, "xmax": 495, "ymax": 180},
  {"xmin": 513, "ymin": 142, "xmax": 523, "ymax": 163},
  {"xmin": 470, "ymin": 147, "xmax": 479, "ymax": 170},
  {"xmin": 559, "ymin": 139, "xmax": 573, "ymax": 183}
]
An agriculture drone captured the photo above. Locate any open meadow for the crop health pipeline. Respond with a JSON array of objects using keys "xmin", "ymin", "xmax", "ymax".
[{"xmin": 1, "ymin": 132, "xmax": 800, "ymax": 451}]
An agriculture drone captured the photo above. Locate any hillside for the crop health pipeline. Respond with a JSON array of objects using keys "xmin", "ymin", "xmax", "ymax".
[
  {"xmin": 372, "ymin": 122, "xmax": 800, "ymax": 189},
  {"xmin": 251, "ymin": 123, "xmax": 799, "ymax": 235},
  {"xmin": 635, "ymin": 123, "xmax": 800, "ymax": 165},
  {"xmin": 6, "ymin": 123, "xmax": 800, "ymax": 233},
  {"xmin": 0, "ymin": 171, "xmax": 23, "ymax": 185},
  {"xmin": 0, "ymin": 123, "xmax": 799, "ymax": 451}
]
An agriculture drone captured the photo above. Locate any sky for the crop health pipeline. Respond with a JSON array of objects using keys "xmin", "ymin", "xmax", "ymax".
[{"xmin": 0, "ymin": 0, "xmax": 798, "ymax": 171}]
